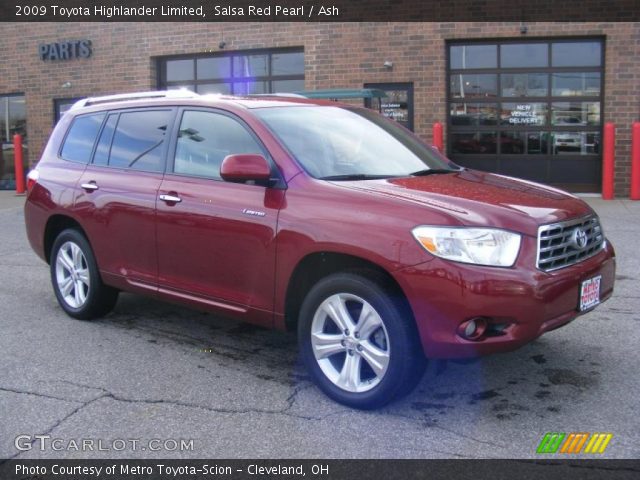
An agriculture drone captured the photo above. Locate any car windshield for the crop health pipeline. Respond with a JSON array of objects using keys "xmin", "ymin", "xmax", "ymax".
[{"xmin": 254, "ymin": 106, "xmax": 458, "ymax": 179}]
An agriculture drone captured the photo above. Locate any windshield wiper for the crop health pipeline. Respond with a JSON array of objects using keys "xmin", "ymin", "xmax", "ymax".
[
  {"xmin": 319, "ymin": 174, "xmax": 396, "ymax": 181},
  {"xmin": 409, "ymin": 168, "xmax": 462, "ymax": 177}
]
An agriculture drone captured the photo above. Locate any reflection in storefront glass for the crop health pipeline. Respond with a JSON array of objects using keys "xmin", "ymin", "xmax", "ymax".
[
  {"xmin": 233, "ymin": 55, "xmax": 268, "ymax": 77},
  {"xmin": 233, "ymin": 81, "xmax": 268, "ymax": 95},
  {"xmin": 551, "ymin": 72, "xmax": 601, "ymax": 97},
  {"xmin": 552, "ymin": 42, "xmax": 602, "ymax": 67},
  {"xmin": 501, "ymin": 73, "xmax": 548, "ymax": 97},
  {"xmin": 452, "ymin": 132, "xmax": 497, "ymax": 154},
  {"xmin": 450, "ymin": 74, "xmax": 497, "ymax": 98},
  {"xmin": 450, "ymin": 45, "xmax": 497, "ymax": 69},
  {"xmin": 500, "ymin": 43, "xmax": 548, "ymax": 68},
  {"xmin": 551, "ymin": 102, "xmax": 600, "ymax": 126},
  {"xmin": 197, "ymin": 57, "xmax": 231, "ymax": 80},
  {"xmin": 551, "ymin": 132, "xmax": 601, "ymax": 155},
  {"xmin": 500, "ymin": 132, "xmax": 526, "ymax": 154},
  {"xmin": 379, "ymin": 90, "xmax": 409, "ymax": 127},
  {"xmin": 527, "ymin": 132, "xmax": 549, "ymax": 155},
  {"xmin": 197, "ymin": 83, "xmax": 231, "ymax": 95},
  {"xmin": 450, "ymin": 103, "xmax": 498, "ymax": 125},
  {"xmin": 166, "ymin": 59, "xmax": 194, "ymax": 82}
]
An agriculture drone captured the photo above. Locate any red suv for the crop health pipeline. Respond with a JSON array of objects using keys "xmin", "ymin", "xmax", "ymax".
[{"xmin": 25, "ymin": 91, "xmax": 615, "ymax": 409}]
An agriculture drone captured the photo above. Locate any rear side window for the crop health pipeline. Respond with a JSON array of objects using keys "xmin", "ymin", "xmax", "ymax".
[
  {"xmin": 174, "ymin": 110, "xmax": 264, "ymax": 179},
  {"xmin": 60, "ymin": 113, "xmax": 105, "ymax": 163},
  {"xmin": 108, "ymin": 110, "xmax": 172, "ymax": 172}
]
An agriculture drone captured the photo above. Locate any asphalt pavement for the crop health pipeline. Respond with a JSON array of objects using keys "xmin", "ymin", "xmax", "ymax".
[{"xmin": 0, "ymin": 191, "xmax": 638, "ymax": 459}]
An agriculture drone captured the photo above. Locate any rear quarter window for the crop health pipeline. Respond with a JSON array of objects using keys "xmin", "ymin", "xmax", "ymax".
[{"xmin": 60, "ymin": 113, "xmax": 106, "ymax": 163}]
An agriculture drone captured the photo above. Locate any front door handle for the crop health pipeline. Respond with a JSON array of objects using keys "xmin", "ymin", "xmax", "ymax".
[
  {"xmin": 159, "ymin": 194, "xmax": 182, "ymax": 203},
  {"xmin": 80, "ymin": 182, "xmax": 99, "ymax": 192}
]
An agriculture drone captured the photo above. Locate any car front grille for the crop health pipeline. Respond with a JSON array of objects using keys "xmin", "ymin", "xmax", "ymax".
[{"xmin": 537, "ymin": 215, "xmax": 605, "ymax": 272}]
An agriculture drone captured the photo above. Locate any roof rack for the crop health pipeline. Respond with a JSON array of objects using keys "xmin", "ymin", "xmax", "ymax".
[
  {"xmin": 70, "ymin": 90, "xmax": 199, "ymax": 110},
  {"xmin": 247, "ymin": 93, "xmax": 307, "ymax": 98}
]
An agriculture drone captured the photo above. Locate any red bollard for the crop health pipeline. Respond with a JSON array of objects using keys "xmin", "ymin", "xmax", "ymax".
[
  {"xmin": 432, "ymin": 122, "xmax": 444, "ymax": 153},
  {"xmin": 13, "ymin": 134, "xmax": 26, "ymax": 195},
  {"xmin": 601, "ymin": 123, "xmax": 615, "ymax": 200},
  {"xmin": 631, "ymin": 122, "xmax": 640, "ymax": 200}
]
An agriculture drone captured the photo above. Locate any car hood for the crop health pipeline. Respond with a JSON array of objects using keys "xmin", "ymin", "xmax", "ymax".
[{"xmin": 335, "ymin": 169, "xmax": 593, "ymax": 237}]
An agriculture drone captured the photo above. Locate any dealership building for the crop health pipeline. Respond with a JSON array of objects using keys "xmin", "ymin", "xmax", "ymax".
[{"xmin": 0, "ymin": 21, "xmax": 638, "ymax": 196}]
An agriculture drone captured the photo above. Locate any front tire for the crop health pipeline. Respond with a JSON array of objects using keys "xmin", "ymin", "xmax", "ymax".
[
  {"xmin": 50, "ymin": 228, "xmax": 118, "ymax": 320},
  {"xmin": 298, "ymin": 272, "xmax": 425, "ymax": 409}
]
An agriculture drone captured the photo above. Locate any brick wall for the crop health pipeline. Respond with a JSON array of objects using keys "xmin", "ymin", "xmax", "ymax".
[{"xmin": 0, "ymin": 22, "xmax": 638, "ymax": 196}]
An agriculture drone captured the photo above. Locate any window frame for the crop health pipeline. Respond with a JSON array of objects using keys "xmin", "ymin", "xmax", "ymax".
[
  {"xmin": 86, "ymin": 107, "xmax": 177, "ymax": 174},
  {"xmin": 165, "ymin": 107, "xmax": 284, "ymax": 188},
  {"xmin": 58, "ymin": 112, "xmax": 107, "ymax": 164},
  {"xmin": 157, "ymin": 47, "xmax": 305, "ymax": 95}
]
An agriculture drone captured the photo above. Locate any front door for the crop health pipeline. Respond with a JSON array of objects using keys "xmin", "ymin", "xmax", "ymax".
[{"xmin": 155, "ymin": 109, "xmax": 282, "ymax": 318}]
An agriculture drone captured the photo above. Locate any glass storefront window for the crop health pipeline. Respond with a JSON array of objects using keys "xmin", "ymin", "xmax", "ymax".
[
  {"xmin": 448, "ymin": 38, "xmax": 603, "ymax": 192},
  {"xmin": 551, "ymin": 132, "xmax": 601, "ymax": 155},
  {"xmin": 500, "ymin": 43, "xmax": 548, "ymax": 68},
  {"xmin": 452, "ymin": 132, "xmax": 497, "ymax": 154},
  {"xmin": 0, "ymin": 94, "xmax": 28, "ymax": 190},
  {"xmin": 197, "ymin": 57, "xmax": 231, "ymax": 80},
  {"xmin": 526, "ymin": 132, "xmax": 550, "ymax": 154},
  {"xmin": 450, "ymin": 74, "xmax": 497, "ymax": 98},
  {"xmin": 450, "ymin": 103, "xmax": 498, "ymax": 126},
  {"xmin": 450, "ymin": 45, "xmax": 497, "ymax": 69},
  {"xmin": 500, "ymin": 131, "xmax": 526, "ymax": 154},
  {"xmin": 197, "ymin": 83, "xmax": 231, "ymax": 95},
  {"xmin": 552, "ymin": 41, "xmax": 602, "ymax": 67},
  {"xmin": 551, "ymin": 72, "xmax": 601, "ymax": 97},
  {"xmin": 272, "ymin": 52, "xmax": 304, "ymax": 75},
  {"xmin": 233, "ymin": 55, "xmax": 268, "ymax": 77},
  {"xmin": 233, "ymin": 81, "xmax": 268, "ymax": 95},
  {"xmin": 159, "ymin": 49, "xmax": 304, "ymax": 97},
  {"xmin": 166, "ymin": 59, "xmax": 194, "ymax": 82},
  {"xmin": 501, "ymin": 73, "xmax": 548, "ymax": 97},
  {"xmin": 551, "ymin": 102, "xmax": 600, "ymax": 126}
]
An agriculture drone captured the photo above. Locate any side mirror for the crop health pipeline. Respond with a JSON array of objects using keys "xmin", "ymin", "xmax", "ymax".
[{"xmin": 220, "ymin": 154, "xmax": 271, "ymax": 184}]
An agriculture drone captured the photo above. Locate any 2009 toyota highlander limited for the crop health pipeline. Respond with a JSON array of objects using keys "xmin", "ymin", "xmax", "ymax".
[{"xmin": 24, "ymin": 91, "xmax": 615, "ymax": 408}]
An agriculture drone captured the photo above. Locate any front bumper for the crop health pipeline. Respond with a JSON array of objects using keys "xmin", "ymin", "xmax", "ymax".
[{"xmin": 393, "ymin": 237, "xmax": 616, "ymax": 359}]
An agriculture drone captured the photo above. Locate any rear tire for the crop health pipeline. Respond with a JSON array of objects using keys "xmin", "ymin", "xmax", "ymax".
[
  {"xmin": 50, "ymin": 228, "xmax": 118, "ymax": 320},
  {"xmin": 298, "ymin": 272, "xmax": 425, "ymax": 409}
]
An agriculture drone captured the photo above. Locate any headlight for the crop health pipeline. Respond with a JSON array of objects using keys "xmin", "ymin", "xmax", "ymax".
[{"xmin": 412, "ymin": 226, "xmax": 521, "ymax": 267}]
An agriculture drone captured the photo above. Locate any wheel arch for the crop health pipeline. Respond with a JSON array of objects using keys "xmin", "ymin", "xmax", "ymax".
[
  {"xmin": 283, "ymin": 251, "xmax": 411, "ymax": 332},
  {"xmin": 43, "ymin": 214, "xmax": 87, "ymax": 264}
]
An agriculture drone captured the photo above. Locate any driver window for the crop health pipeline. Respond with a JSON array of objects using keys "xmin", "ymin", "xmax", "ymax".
[{"xmin": 174, "ymin": 111, "xmax": 263, "ymax": 179}]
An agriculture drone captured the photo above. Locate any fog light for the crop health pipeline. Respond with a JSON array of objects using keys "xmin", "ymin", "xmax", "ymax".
[{"xmin": 458, "ymin": 317, "xmax": 488, "ymax": 341}]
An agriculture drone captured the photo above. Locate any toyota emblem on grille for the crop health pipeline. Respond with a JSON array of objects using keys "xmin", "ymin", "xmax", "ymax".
[{"xmin": 572, "ymin": 228, "xmax": 588, "ymax": 249}]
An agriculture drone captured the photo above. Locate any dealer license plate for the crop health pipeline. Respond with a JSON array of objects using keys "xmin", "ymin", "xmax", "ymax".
[{"xmin": 579, "ymin": 275, "xmax": 601, "ymax": 311}]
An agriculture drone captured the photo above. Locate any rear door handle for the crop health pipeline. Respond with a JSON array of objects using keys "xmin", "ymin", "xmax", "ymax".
[
  {"xmin": 159, "ymin": 194, "xmax": 182, "ymax": 203},
  {"xmin": 81, "ymin": 182, "xmax": 99, "ymax": 191}
]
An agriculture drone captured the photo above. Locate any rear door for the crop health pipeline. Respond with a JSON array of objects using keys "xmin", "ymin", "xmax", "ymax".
[
  {"xmin": 74, "ymin": 108, "xmax": 175, "ymax": 289},
  {"xmin": 155, "ymin": 108, "xmax": 283, "ymax": 319}
]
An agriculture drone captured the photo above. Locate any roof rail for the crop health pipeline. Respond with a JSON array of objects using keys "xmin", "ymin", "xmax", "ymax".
[{"xmin": 70, "ymin": 90, "xmax": 199, "ymax": 110}]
